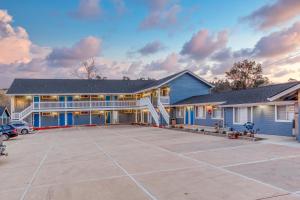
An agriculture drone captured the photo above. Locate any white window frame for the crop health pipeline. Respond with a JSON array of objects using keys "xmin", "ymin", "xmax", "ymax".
[
  {"xmin": 233, "ymin": 107, "xmax": 253, "ymax": 125},
  {"xmin": 275, "ymin": 105, "xmax": 294, "ymax": 122},
  {"xmin": 211, "ymin": 106, "xmax": 223, "ymax": 120},
  {"xmin": 176, "ymin": 107, "xmax": 184, "ymax": 118},
  {"xmin": 196, "ymin": 106, "xmax": 206, "ymax": 119}
]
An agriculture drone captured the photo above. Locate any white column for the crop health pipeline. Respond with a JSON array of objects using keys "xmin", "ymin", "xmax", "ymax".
[
  {"xmin": 157, "ymin": 88, "xmax": 161, "ymax": 104},
  {"xmin": 39, "ymin": 112, "xmax": 41, "ymax": 128},
  {"xmin": 89, "ymin": 111, "xmax": 92, "ymax": 125},
  {"xmin": 296, "ymin": 90, "xmax": 300, "ymax": 140},
  {"xmin": 11, "ymin": 96, "xmax": 15, "ymax": 113},
  {"xmin": 65, "ymin": 111, "xmax": 67, "ymax": 126},
  {"xmin": 135, "ymin": 110, "xmax": 137, "ymax": 123}
]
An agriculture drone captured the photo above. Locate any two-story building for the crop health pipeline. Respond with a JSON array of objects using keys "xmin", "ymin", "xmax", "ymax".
[{"xmin": 6, "ymin": 70, "xmax": 300, "ymax": 142}]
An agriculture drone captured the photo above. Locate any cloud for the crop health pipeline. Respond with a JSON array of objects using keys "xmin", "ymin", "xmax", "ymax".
[
  {"xmin": 0, "ymin": 10, "xmax": 31, "ymax": 64},
  {"xmin": 253, "ymin": 21, "xmax": 300, "ymax": 58},
  {"xmin": 180, "ymin": 29, "xmax": 228, "ymax": 60},
  {"xmin": 47, "ymin": 36, "xmax": 102, "ymax": 67},
  {"xmin": 144, "ymin": 53, "xmax": 181, "ymax": 72},
  {"xmin": 71, "ymin": 0, "xmax": 101, "ymax": 20},
  {"xmin": 139, "ymin": 0, "xmax": 181, "ymax": 30},
  {"xmin": 137, "ymin": 41, "xmax": 165, "ymax": 55},
  {"xmin": 242, "ymin": 0, "xmax": 300, "ymax": 30}
]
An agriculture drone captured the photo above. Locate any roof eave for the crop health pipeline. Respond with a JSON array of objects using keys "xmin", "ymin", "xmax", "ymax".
[{"xmin": 267, "ymin": 84, "xmax": 300, "ymax": 101}]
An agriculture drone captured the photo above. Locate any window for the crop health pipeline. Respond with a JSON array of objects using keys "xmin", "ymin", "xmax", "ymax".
[
  {"xmin": 196, "ymin": 106, "xmax": 206, "ymax": 119},
  {"xmin": 212, "ymin": 106, "xmax": 223, "ymax": 119},
  {"xmin": 233, "ymin": 107, "xmax": 252, "ymax": 124},
  {"xmin": 176, "ymin": 107, "xmax": 184, "ymax": 118},
  {"xmin": 276, "ymin": 105, "xmax": 294, "ymax": 122}
]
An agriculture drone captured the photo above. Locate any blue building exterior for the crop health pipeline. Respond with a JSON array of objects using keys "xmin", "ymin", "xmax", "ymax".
[{"xmin": 6, "ymin": 70, "xmax": 300, "ymax": 141}]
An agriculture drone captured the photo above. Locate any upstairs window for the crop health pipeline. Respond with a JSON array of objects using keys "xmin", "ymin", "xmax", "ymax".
[
  {"xmin": 196, "ymin": 106, "xmax": 206, "ymax": 119},
  {"xmin": 276, "ymin": 105, "xmax": 294, "ymax": 122}
]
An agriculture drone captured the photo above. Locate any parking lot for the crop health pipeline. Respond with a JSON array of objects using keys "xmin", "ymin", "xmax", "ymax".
[{"xmin": 1, "ymin": 125, "xmax": 300, "ymax": 200}]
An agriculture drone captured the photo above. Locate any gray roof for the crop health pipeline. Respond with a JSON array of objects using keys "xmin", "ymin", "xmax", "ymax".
[
  {"xmin": 174, "ymin": 81, "xmax": 300, "ymax": 106},
  {"xmin": 7, "ymin": 70, "xmax": 212, "ymax": 95},
  {"xmin": 0, "ymin": 106, "xmax": 9, "ymax": 116}
]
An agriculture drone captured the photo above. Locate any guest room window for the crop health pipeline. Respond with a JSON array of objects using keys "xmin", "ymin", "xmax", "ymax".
[
  {"xmin": 196, "ymin": 106, "xmax": 206, "ymax": 119},
  {"xmin": 212, "ymin": 106, "xmax": 223, "ymax": 119},
  {"xmin": 275, "ymin": 105, "xmax": 294, "ymax": 122},
  {"xmin": 176, "ymin": 107, "xmax": 184, "ymax": 118},
  {"xmin": 233, "ymin": 107, "xmax": 252, "ymax": 124}
]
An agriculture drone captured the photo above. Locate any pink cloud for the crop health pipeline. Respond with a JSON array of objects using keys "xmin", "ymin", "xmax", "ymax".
[
  {"xmin": 71, "ymin": 0, "xmax": 102, "ymax": 20},
  {"xmin": 181, "ymin": 29, "xmax": 228, "ymax": 60},
  {"xmin": 242, "ymin": 0, "xmax": 300, "ymax": 30},
  {"xmin": 253, "ymin": 21, "xmax": 300, "ymax": 58},
  {"xmin": 139, "ymin": 0, "xmax": 181, "ymax": 30},
  {"xmin": 47, "ymin": 36, "xmax": 102, "ymax": 67},
  {"xmin": 0, "ymin": 10, "xmax": 31, "ymax": 65}
]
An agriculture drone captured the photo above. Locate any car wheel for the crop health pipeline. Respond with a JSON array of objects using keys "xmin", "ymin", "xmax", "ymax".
[
  {"xmin": 21, "ymin": 129, "xmax": 29, "ymax": 135},
  {"xmin": 3, "ymin": 134, "xmax": 9, "ymax": 141}
]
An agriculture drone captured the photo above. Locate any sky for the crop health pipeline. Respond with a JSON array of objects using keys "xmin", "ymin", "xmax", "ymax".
[{"xmin": 0, "ymin": 0, "xmax": 300, "ymax": 88}]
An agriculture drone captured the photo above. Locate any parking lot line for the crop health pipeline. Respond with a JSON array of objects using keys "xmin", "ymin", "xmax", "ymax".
[
  {"xmin": 221, "ymin": 154, "xmax": 300, "ymax": 168},
  {"xmin": 19, "ymin": 145, "xmax": 53, "ymax": 200},
  {"xmin": 131, "ymin": 137, "xmax": 295, "ymax": 195},
  {"xmin": 93, "ymin": 142, "xmax": 159, "ymax": 200}
]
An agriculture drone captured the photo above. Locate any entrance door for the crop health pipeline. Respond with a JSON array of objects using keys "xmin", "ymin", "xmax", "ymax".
[
  {"xmin": 67, "ymin": 112, "xmax": 73, "ymax": 126},
  {"xmin": 190, "ymin": 108, "xmax": 194, "ymax": 125},
  {"xmin": 185, "ymin": 108, "xmax": 189, "ymax": 125},
  {"xmin": 59, "ymin": 113, "xmax": 65, "ymax": 126},
  {"xmin": 33, "ymin": 113, "xmax": 39, "ymax": 128},
  {"xmin": 105, "ymin": 111, "xmax": 111, "ymax": 124}
]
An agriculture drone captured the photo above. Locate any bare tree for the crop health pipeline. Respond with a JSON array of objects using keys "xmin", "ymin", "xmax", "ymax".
[{"xmin": 73, "ymin": 58, "xmax": 99, "ymax": 79}]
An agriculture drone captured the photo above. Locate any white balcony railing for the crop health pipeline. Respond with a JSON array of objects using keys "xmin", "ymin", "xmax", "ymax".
[
  {"xmin": 33, "ymin": 101, "xmax": 138, "ymax": 110},
  {"xmin": 159, "ymin": 96, "xmax": 170, "ymax": 104}
]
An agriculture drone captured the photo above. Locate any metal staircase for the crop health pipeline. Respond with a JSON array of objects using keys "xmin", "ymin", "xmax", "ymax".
[
  {"xmin": 139, "ymin": 98, "xmax": 160, "ymax": 126},
  {"xmin": 11, "ymin": 104, "xmax": 33, "ymax": 121},
  {"xmin": 158, "ymin": 100, "xmax": 170, "ymax": 125}
]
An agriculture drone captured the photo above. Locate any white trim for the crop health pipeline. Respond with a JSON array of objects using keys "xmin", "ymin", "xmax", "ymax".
[
  {"xmin": 268, "ymin": 84, "xmax": 300, "ymax": 101},
  {"xmin": 275, "ymin": 105, "xmax": 294, "ymax": 123},
  {"xmin": 173, "ymin": 102, "xmax": 225, "ymax": 107},
  {"xmin": 220, "ymin": 101, "xmax": 296, "ymax": 108}
]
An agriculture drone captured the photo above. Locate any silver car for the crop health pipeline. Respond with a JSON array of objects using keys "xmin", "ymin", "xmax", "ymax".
[{"xmin": 9, "ymin": 121, "xmax": 33, "ymax": 135}]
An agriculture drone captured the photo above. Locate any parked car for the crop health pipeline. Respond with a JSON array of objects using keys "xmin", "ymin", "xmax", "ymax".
[
  {"xmin": 9, "ymin": 121, "xmax": 33, "ymax": 135},
  {"xmin": 0, "ymin": 125, "xmax": 18, "ymax": 140},
  {"xmin": 0, "ymin": 131, "xmax": 8, "ymax": 156}
]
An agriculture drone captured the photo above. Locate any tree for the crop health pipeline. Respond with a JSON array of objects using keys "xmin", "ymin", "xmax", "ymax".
[
  {"xmin": 225, "ymin": 60, "xmax": 269, "ymax": 90},
  {"xmin": 211, "ymin": 78, "xmax": 231, "ymax": 93},
  {"xmin": 74, "ymin": 58, "xmax": 99, "ymax": 79}
]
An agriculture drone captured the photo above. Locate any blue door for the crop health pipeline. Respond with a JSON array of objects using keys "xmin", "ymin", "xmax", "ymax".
[
  {"xmin": 105, "ymin": 112, "xmax": 111, "ymax": 124},
  {"xmin": 185, "ymin": 108, "xmax": 189, "ymax": 125},
  {"xmin": 67, "ymin": 112, "xmax": 73, "ymax": 126},
  {"xmin": 105, "ymin": 96, "xmax": 111, "ymax": 101},
  {"xmin": 33, "ymin": 113, "xmax": 39, "ymax": 128},
  {"xmin": 190, "ymin": 109, "xmax": 194, "ymax": 125},
  {"xmin": 59, "ymin": 113, "xmax": 65, "ymax": 126}
]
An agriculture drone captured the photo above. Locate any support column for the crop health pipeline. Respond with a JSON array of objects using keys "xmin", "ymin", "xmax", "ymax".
[
  {"xmin": 11, "ymin": 96, "xmax": 15, "ymax": 113},
  {"xmin": 135, "ymin": 110, "xmax": 137, "ymax": 123},
  {"xmin": 89, "ymin": 111, "xmax": 92, "ymax": 125},
  {"xmin": 297, "ymin": 90, "xmax": 300, "ymax": 142},
  {"xmin": 65, "ymin": 111, "xmax": 67, "ymax": 126},
  {"xmin": 39, "ymin": 112, "xmax": 41, "ymax": 128}
]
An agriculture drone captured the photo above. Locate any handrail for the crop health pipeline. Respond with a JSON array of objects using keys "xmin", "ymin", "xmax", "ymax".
[
  {"xmin": 139, "ymin": 98, "xmax": 159, "ymax": 126},
  {"xmin": 35, "ymin": 100, "xmax": 138, "ymax": 109},
  {"xmin": 158, "ymin": 100, "xmax": 170, "ymax": 125},
  {"xmin": 159, "ymin": 96, "xmax": 170, "ymax": 104}
]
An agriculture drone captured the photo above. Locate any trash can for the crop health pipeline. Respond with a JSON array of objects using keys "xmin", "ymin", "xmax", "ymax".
[{"xmin": 171, "ymin": 118, "xmax": 176, "ymax": 126}]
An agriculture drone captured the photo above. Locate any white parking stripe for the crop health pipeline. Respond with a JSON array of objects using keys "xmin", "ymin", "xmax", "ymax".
[
  {"xmin": 93, "ymin": 142, "xmax": 158, "ymax": 200},
  {"xmin": 19, "ymin": 145, "xmax": 53, "ymax": 200},
  {"xmin": 131, "ymin": 137, "xmax": 294, "ymax": 195}
]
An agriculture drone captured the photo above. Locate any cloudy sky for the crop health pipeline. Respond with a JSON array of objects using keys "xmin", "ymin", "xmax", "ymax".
[{"xmin": 0, "ymin": 0, "xmax": 300, "ymax": 88}]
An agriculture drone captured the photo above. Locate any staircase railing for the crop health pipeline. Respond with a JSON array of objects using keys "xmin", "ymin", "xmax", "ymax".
[
  {"xmin": 139, "ymin": 98, "xmax": 159, "ymax": 126},
  {"xmin": 158, "ymin": 100, "xmax": 170, "ymax": 125},
  {"xmin": 12, "ymin": 104, "xmax": 33, "ymax": 121}
]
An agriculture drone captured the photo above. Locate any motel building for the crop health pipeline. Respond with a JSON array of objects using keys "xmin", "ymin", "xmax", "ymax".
[{"xmin": 6, "ymin": 70, "xmax": 300, "ymax": 142}]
